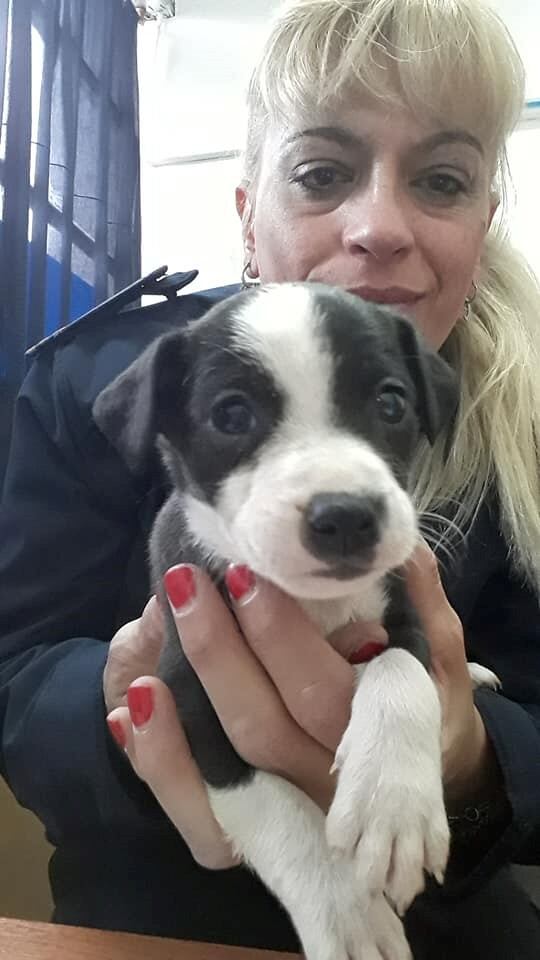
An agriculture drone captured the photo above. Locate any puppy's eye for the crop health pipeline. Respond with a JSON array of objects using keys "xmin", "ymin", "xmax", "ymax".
[
  {"xmin": 376, "ymin": 385, "xmax": 407, "ymax": 424},
  {"xmin": 211, "ymin": 394, "xmax": 256, "ymax": 435}
]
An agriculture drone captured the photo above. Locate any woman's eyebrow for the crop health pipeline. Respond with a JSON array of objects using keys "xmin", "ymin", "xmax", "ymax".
[
  {"xmin": 282, "ymin": 126, "xmax": 484, "ymax": 156},
  {"xmin": 417, "ymin": 131, "xmax": 485, "ymax": 156},
  {"xmin": 283, "ymin": 126, "xmax": 362, "ymax": 149}
]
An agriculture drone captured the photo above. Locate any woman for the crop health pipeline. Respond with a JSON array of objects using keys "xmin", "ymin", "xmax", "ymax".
[{"xmin": 1, "ymin": 0, "xmax": 539, "ymax": 958}]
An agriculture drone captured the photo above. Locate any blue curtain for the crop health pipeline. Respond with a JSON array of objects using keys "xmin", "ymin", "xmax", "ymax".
[{"xmin": 0, "ymin": 0, "xmax": 141, "ymax": 483}]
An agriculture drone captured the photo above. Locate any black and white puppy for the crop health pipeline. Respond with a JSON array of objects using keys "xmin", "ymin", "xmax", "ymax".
[{"xmin": 94, "ymin": 283, "xmax": 497, "ymax": 960}]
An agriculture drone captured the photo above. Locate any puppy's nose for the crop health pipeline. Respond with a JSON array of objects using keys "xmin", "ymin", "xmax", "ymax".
[{"xmin": 303, "ymin": 493, "xmax": 385, "ymax": 563}]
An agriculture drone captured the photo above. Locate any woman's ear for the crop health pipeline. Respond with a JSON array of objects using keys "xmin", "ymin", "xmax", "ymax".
[
  {"xmin": 235, "ymin": 184, "xmax": 249, "ymax": 221},
  {"xmin": 472, "ymin": 193, "xmax": 499, "ymax": 285},
  {"xmin": 236, "ymin": 184, "xmax": 259, "ymax": 277},
  {"xmin": 487, "ymin": 192, "xmax": 499, "ymax": 233}
]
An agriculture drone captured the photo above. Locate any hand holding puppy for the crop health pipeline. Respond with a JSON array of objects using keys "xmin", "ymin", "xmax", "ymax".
[
  {"xmin": 105, "ymin": 540, "xmax": 495, "ymax": 871},
  {"xmin": 105, "ymin": 567, "xmax": 386, "ymax": 866}
]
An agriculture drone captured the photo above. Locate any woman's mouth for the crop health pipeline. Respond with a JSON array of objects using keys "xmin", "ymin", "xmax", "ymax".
[{"xmin": 346, "ymin": 285, "xmax": 424, "ymax": 306}]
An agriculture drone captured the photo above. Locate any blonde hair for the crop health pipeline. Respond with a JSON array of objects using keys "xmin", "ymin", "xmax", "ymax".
[{"xmin": 242, "ymin": 0, "xmax": 540, "ymax": 592}]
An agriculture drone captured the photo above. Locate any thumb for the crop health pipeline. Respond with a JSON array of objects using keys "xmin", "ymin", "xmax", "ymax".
[
  {"xmin": 105, "ymin": 595, "xmax": 166, "ymax": 714},
  {"xmin": 404, "ymin": 540, "xmax": 444, "ymax": 614},
  {"xmin": 403, "ymin": 540, "xmax": 463, "ymax": 670},
  {"xmin": 135, "ymin": 595, "xmax": 166, "ymax": 666}
]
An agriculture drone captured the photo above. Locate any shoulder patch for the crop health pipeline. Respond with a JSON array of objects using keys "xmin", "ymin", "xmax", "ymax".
[{"xmin": 26, "ymin": 265, "xmax": 199, "ymax": 358}]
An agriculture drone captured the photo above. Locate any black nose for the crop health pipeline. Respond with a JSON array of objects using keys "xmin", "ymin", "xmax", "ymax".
[{"xmin": 303, "ymin": 493, "xmax": 386, "ymax": 564}]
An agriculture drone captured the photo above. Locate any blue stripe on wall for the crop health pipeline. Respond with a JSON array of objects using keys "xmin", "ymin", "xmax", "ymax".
[{"xmin": 44, "ymin": 256, "xmax": 95, "ymax": 337}]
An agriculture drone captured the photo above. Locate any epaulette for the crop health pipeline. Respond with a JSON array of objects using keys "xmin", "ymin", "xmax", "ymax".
[{"xmin": 26, "ymin": 265, "xmax": 199, "ymax": 358}]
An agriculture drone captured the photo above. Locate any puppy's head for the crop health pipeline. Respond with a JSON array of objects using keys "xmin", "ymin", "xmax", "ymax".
[{"xmin": 94, "ymin": 283, "xmax": 457, "ymax": 598}]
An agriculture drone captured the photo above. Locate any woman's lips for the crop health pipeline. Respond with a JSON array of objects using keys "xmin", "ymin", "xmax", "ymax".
[
  {"xmin": 346, "ymin": 286, "xmax": 425, "ymax": 317},
  {"xmin": 346, "ymin": 285, "xmax": 424, "ymax": 305}
]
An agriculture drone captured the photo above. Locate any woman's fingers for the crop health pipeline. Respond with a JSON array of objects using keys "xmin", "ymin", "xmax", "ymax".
[
  {"xmin": 104, "ymin": 595, "xmax": 165, "ymax": 713},
  {"xmin": 166, "ymin": 566, "xmax": 297, "ymax": 769},
  {"xmin": 404, "ymin": 540, "xmax": 467, "ymax": 680},
  {"xmin": 164, "ymin": 566, "xmax": 336, "ymax": 806},
  {"xmin": 402, "ymin": 540, "xmax": 488, "ymax": 797},
  {"xmin": 222, "ymin": 567, "xmax": 356, "ymax": 753},
  {"xmin": 107, "ymin": 676, "xmax": 237, "ymax": 870},
  {"xmin": 167, "ymin": 563, "xmax": 353, "ymax": 754},
  {"xmin": 328, "ymin": 619, "xmax": 389, "ymax": 661}
]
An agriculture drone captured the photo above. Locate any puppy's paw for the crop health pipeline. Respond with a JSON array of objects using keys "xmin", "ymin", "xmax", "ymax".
[
  {"xmin": 363, "ymin": 894, "xmax": 413, "ymax": 960},
  {"xmin": 326, "ymin": 729, "xmax": 449, "ymax": 915},
  {"xmin": 299, "ymin": 883, "xmax": 411, "ymax": 960},
  {"xmin": 468, "ymin": 662, "xmax": 501, "ymax": 691}
]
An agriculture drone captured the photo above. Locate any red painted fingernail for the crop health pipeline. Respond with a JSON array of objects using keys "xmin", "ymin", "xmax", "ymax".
[
  {"xmin": 349, "ymin": 642, "xmax": 388, "ymax": 664},
  {"xmin": 164, "ymin": 565, "xmax": 196, "ymax": 611},
  {"xmin": 225, "ymin": 564, "xmax": 257, "ymax": 603},
  {"xmin": 127, "ymin": 684, "xmax": 154, "ymax": 728},
  {"xmin": 107, "ymin": 717, "xmax": 126, "ymax": 749}
]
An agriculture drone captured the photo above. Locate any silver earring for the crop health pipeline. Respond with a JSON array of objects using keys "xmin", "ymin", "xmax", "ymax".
[
  {"xmin": 463, "ymin": 281, "xmax": 478, "ymax": 321},
  {"xmin": 241, "ymin": 262, "xmax": 260, "ymax": 290}
]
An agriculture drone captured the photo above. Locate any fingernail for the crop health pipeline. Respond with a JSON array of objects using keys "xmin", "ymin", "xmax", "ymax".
[
  {"xmin": 164, "ymin": 564, "xmax": 196, "ymax": 616},
  {"xmin": 127, "ymin": 684, "xmax": 154, "ymax": 728},
  {"xmin": 349, "ymin": 642, "xmax": 388, "ymax": 664},
  {"xmin": 225, "ymin": 564, "xmax": 257, "ymax": 605},
  {"xmin": 107, "ymin": 717, "xmax": 126, "ymax": 750}
]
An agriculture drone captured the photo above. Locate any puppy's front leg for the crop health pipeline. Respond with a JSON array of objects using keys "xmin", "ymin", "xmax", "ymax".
[
  {"xmin": 326, "ymin": 649, "xmax": 450, "ymax": 916},
  {"xmin": 208, "ymin": 770, "xmax": 412, "ymax": 960}
]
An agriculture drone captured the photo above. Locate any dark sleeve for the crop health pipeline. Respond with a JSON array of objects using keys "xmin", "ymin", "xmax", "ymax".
[
  {"xmin": 0, "ymin": 348, "xmax": 169, "ymax": 845},
  {"xmin": 442, "ymin": 564, "xmax": 540, "ymax": 895}
]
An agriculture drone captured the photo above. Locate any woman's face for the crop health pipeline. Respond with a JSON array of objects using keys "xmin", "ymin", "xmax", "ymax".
[{"xmin": 237, "ymin": 99, "xmax": 496, "ymax": 349}]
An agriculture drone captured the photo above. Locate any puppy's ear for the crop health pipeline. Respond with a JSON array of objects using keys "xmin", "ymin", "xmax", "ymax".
[
  {"xmin": 93, "ymin": 330, "xmax": 188, "ymax": 473},
  {"xmin": 394, "ymin": 315, "xmax": 458, "ymax": 444}
]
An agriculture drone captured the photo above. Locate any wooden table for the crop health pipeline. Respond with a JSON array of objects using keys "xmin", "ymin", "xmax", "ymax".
[{"xmin": 0, "ymin": 919, "xmax": 299, "ymax": 959}]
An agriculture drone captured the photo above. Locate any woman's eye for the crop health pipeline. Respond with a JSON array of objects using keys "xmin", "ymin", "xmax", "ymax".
[
  {"xmin": 291, "ymin": 165, "xmax": 351, "ymax": 194},
  {"xmin": 376, "ymin": 388, "xmax": 407, "ymax": 424},
  {"xmin": 417, "ymin": 172, "xmax": 469, "ymax": 199},
  {"xmin": 210, "ymin": 396, "xmax": 256, "ymax": 435}
]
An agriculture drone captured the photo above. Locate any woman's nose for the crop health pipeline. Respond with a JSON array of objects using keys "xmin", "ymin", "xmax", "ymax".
[{"xmin": 342, "ymin": 175, "xmax": 415, "ymax": 263}]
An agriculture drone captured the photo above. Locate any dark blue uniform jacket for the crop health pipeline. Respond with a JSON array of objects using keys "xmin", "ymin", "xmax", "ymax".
[{"xmin": 1, "ymin": 276, "xmax": 539, "ymax": 958}]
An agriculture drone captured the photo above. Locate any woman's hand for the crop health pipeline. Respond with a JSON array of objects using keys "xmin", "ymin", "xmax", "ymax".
[
  {"xmin": 105, "ymin": 540, "xmax": 497, "ymax": 872},
  {"xmin": 169, "ymin": 547, "xmax": 497, "ymax": 813},
  {"xmin": 104, "ymin": 595, "xmax": 237, "ymax": 869},
  {"xmin": 104, "ymin": 567, "xmax": 386, "ymax": 866},
  {"xmin": 405, "ymin": 541, "xmax": 500, "ymax": 811}
]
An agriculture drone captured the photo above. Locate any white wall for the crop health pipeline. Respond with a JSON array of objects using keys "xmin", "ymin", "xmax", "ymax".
[
  {"xmin": 507, "ymin": 125, "xmax": 540, "ymax": 278},
  {"xmin": 138, "ymin": 2, "xmax": 269, "ymax": 291},
  {"xmin": 139, "ymin": 2, "xmax": 540, "ymax": 291},
  {"xmin": 489, "ymin": 0, "xmax": 540, "ymax": 101},
  {"xmin": 489, "ymin": 2, "xmax": 540, "ymax": 279}
]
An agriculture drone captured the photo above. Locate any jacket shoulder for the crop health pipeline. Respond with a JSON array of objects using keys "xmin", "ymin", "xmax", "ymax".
[
  {"xmin": 26, "ymin": 265, "xmax": 240, "ymax": 359},
  {"xmin": 25, "ymin": 270, "xmax": 241, "ymax": 410}
]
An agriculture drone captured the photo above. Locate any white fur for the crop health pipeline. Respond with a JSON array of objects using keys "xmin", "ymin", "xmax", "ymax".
[
  {"xmin": 327, "ymin": 649, "xmax": 450, "ymax": 916},
  {"xmin": 208, "ymin": 770, "xmax": 412, "ymax": 960},
  {"xmin": 468, "ymin": 662, "xmax": 501, "ymax": 691},
  {"xmin": 185, "ymin": 285, "xmax": 418, "ymax": 603},
  {"xmin": 181, "ymin": 286, "xmax": 498, "ymax": 958},
  {"xmin": 185, "ymin": 434, "xmax": 417, "ymax": 600},
  {"xmin": 232, "ymin": 284, "xmax": 336, "ymax": 430},
  {"xmin": 301, "ymin": 576, "xmax": 388, "ymax": 637}
]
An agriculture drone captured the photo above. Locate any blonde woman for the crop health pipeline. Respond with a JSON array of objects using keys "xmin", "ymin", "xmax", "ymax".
[{"xmin": 1, "ymin": 1, "xmax": 539, "ymax": 957}]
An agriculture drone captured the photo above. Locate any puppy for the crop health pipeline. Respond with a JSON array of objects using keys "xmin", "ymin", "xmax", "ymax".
[{"xmin": 94, "ymin": 283, "xmax": 498, "ymax": 960}]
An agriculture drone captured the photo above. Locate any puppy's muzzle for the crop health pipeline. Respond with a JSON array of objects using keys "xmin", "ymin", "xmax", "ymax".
[{"xmin": 302, "ymin": 492, "xmax": 386, "ymax": 575}]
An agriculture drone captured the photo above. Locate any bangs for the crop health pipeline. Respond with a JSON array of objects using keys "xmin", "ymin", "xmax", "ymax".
[{"xmin": 246, "ymin": 0, "xmax": 525, "ymax": 179}]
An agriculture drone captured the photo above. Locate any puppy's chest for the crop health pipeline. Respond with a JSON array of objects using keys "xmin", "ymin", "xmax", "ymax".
[{"xmin": 299, "ymin": 581, "xmax": 388, "ymax": 640}]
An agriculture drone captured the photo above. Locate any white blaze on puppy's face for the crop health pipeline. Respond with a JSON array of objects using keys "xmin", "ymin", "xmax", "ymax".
[{"xmin": 184, "ymin": 285, "xmax": 418, "ymax": 599}]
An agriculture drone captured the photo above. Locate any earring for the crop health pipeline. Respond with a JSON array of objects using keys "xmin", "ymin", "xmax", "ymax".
[
  {"xmin": 241, "ymin": 262, "xmax": 260, "ymax": 290},
  {"xmin": 463, "ymin": 281, "xmax": 478, "ymax": 322}
]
